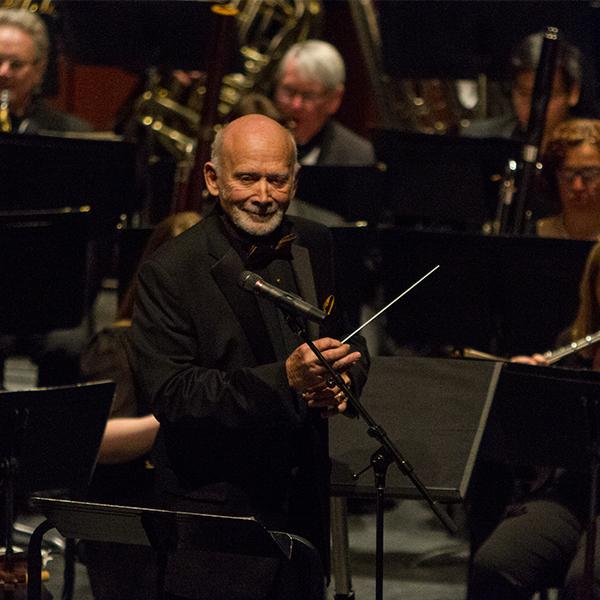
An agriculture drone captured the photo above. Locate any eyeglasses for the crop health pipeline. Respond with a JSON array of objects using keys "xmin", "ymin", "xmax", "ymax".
[
  {"xmin": 0, "ymin": 57, "xmax": 36, "ymax": 72},
  {"xmin": 557, "ymin": 167, "xmax": 600, "ymax": 185},
  {"xmin": 276, "ymin": 84, "xmax": 328, "ymax": 106}
]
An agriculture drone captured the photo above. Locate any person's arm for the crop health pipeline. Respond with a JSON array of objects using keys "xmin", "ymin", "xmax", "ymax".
[
  {"xmin": 130, "ymin": 252, "xmax": 368, "ymax": 429},
  {"xmin": 130, "ymin": 257, "xmax": 313, "ymax": 429},
  {"xmin": 97, "ymin": 414, "xmax": 160, "ymax": 464}
]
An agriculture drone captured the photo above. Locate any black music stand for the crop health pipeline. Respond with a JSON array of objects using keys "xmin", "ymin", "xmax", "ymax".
[
  {"xmin": 59, "ymin": 1, "xmax": 217, "ymax": 71},
  {"xmin": 329, "ymin": 357, "xmax": 600, "ymax": 598},
  {"xmin": 332, "ymin": 227, "xmax": 497, "ymax": 352},
  {"xmin": 331, "ymin": 227, "xmax": 594, "ymax": 356},
  {"xmin": 481, "ymin": 361, "xmax": 600, "ymax": 600},
  {"xmin": 331, "ymin": 356, "xmax": 600, "ymax": 496},
  {"xmin": 372, "ymin": 129, "xmax": 522, "ymax": 230},
  {"xmin": 0, "ymin": 133, "xmax": 136, "ymax": 224},
  {"xmin": 329, "ymin": 356, "xmax": 499, "ymax": 599},
  {"xmin": 27, "ymin": 498, "xmax": 325, "ymax": 600},
  {"xmin": 295, "ymin": 165, "xmax": 387, "ymax": 225},
  {"xmin": 0, "ymin": 382, "xmax": 114, "ymax": 597},
  {"xmin": 331, "ymin": 356, "xmax": 500, "ymax": 502},
  {"xmin": 0, "ymin": 209, "xmax": 91, "ymax": 334},
  {"xmin": 480, "ymin": 361, "xmax": 600, "ymax": 470}
]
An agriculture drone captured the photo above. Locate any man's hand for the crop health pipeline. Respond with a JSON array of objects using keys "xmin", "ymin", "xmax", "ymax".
[
  {"xmin": 286, "ymin": 337, "xmax": 360, "ymax": 394},
  {"xmin": 510, "ymin": 353, "xmax": 548, "ymax": 366},
  {"xmin": 302, "ymin": 372, "xmax": 352, "ymax": 418}
]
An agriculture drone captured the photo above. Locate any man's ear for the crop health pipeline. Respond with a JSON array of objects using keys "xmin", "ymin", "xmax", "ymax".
[
  {"xmin": 204, "ymin": 162, "xmax": 219, "ymax": 196},
  {"xmin": 290, "ymin": 172, "xmax": 299, "ymax": 199},
  {"xmin": 289, "ymin": 163, "xmax": 300, "ymax": 199},
  {"xmin": 325, "ymin": 84, "xmax": 344, "ymax": 117},
  {"xmin": 568, "ymin": 83, "xmax": 581, "ymax": 108}
]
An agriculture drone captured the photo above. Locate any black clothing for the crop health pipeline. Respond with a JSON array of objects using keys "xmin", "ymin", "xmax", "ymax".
[
  {"xmin": 11, "ymin": 98, "xmax": 91, "ymax": 134},
  {"xmin": 299, "ymin": 119, "xmax": 375, "ymax": 166},
  {"xmin": 129, "ymin": 208, "xmax": 370, "ymax": 599}
]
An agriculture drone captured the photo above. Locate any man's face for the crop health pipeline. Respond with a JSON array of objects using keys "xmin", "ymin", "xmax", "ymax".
[
  {"xmin": 0, "ymin": 25, "xmax": 43, "ymax": 116},
  {"xmin": 512, "ymin": 69, "xmax": 579, "ymax": 135},
  {"xmin": 274, "ymin": 59, "xmax": 343, "ymax": 145},
  {"xmin": 557, "ymin": 142, "xmax": 600, "ymax": 216},
  {"xmin": 204, "ymin": 121, "xmax": 296, "ymax": 237}
]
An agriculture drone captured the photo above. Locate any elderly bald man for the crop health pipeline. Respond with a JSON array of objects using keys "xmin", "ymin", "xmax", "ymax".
[{"xmin": 129, "ymin": 114, "xmax": 370, "ymax": 600}]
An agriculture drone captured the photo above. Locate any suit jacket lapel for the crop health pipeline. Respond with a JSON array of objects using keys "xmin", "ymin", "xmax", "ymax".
[
  {"xmin": 292, "ymin": 243, "xmax": 320, "ymax": 340},
  {"xmin": 207, "ymin": 216, "xmax": 277, "ymax": 365}
]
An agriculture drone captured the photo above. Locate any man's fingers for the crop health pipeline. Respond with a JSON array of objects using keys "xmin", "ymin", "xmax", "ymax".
[
  {"xmin": 320, "ymin": 343, "xmax": 352, "ymax": 361},
  {"xmin": 332, "ymin": 351, "xmax": 361, "ymax": 372},
  {"xmin": 311, "ymin": 337, "xmax": 343, "ymax": 351}
]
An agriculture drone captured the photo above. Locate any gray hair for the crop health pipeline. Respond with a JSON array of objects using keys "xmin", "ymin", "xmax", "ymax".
[
  {"xmin": 0, "ymin": 8, "xmax": 49, "ymax": 65},
  {"xmin": 210, "ymin": 122, "xmax": 300, "ymax": 176},
  {"xmin": 276, "ymin": 40, "xmax": 346, "ymax": 91},
  {"xmin": 511, "ymin": 31, "xmax": 582, "ymax": 90}
]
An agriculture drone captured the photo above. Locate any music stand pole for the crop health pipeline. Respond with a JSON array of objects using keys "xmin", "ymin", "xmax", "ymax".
[
  {"xmin": 1, "ymin": 407, "xmax": 28, "ymax": 599},
  {"xmin": 285, "ymin": 313, "xmax": 457, "ymax": 600}
]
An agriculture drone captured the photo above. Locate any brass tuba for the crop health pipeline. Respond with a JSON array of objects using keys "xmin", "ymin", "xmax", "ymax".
[
  {"xmin": 131, "ymin": 0, "xmax": 322, "ymax": 164},
  {"xmin": 0, "ymin": 0, "xmax": 55, "ymax": 13}
]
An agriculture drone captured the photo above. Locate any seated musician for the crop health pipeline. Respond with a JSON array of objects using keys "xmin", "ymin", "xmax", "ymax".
[
  {"xmin": 0, "ymin": 8, "xmax": 90, "ymax": 133},
  {"xmin": 468, "ymin": 241, "xmax": 600, "ymax": 599},
  {"xmin": 463, "ymin": 32, "xmax": 583, "ymax": 147},
  {"xmin": 536, "ymin": 119, "xmax": 600, "ymax": 240},
  {"xmin": 78, "ymin": 211, "xmax": 201, "ymax": 600},
  {"xmin": 272, "ymin": 39, "xmax": 375, "ymax": 166},
  {"xmin": 0, "ymin": 8, "xmax": 93, "ymax": 389}
]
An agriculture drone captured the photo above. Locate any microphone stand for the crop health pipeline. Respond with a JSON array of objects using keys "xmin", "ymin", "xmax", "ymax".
[{"xmin": 283, "ymin": 311, "xmax": 457, "ymax": 600}]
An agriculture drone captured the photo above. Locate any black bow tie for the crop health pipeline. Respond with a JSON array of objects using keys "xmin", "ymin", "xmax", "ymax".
[{"xmin": 245, "ymin": 233, "xmax": 297, "ymax": 269}]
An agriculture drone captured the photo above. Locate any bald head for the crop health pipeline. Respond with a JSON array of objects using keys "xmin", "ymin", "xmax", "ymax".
[
  {"xmin": 204, "ymin": 115, "xmax": 299, "ymax": 236},
  {"xmin": 211, "ymin": 114, "xmax": 298, "ymax": 173}
]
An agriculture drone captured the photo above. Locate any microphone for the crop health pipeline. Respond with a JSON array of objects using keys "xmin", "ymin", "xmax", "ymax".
[{"xmin": 238, "ymin": 270, "xmax": 326, "ymax": 323}]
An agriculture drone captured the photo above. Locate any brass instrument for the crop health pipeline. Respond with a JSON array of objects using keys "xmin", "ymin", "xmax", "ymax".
[
  {"xmin": 0, "ymin": 89, "xmax": 11, "ymax": 133},
  {"xmin": 132, "ymin": 0, "xmax": 321, "ymax": 164},
  {"xmin": 459, "ymin": 328, "xmax": 600, "ymax": 366},
  {"xmin": 0, "ymin": 0, "xmax": 55, "ymax": 13}
]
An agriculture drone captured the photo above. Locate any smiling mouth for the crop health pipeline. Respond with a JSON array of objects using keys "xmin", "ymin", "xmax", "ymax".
[{"xmin": 244, "ymin": 211, "xmax": 276, "ymax": 221}]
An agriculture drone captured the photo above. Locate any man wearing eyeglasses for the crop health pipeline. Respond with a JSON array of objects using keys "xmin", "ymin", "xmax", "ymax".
[
  {"xmin": 463, "ymin": 32, "xmax": 584, "ymax": 147},
  {"xmin": 0, "ymin": 10, "xmax": 92, "ymax": 387},
  {"xmin": 273, "ymin": 40, "xmax": 375, "ymax": 166},
  {"xmin": 0, "ymin": 8, "xmax": 90, "ymax": 134}
]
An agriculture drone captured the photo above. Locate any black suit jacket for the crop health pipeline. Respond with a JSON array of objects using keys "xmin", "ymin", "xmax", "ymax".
[
  {"xmin": 128, "ymin": 210, "xmax": 369, "ymax": 580},
  {"xmin": 317, "ymin": 119, "xmax": 376, "ymax": 166}
]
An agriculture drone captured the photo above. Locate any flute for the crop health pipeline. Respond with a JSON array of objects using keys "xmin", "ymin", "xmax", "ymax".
[
  {"xmin": 543, "ymin": 329, "xmax": 600, "ymax": 365},
  {"xmin": 460, "ymin": 328, "xmax": 600, "ymax": 365}
]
